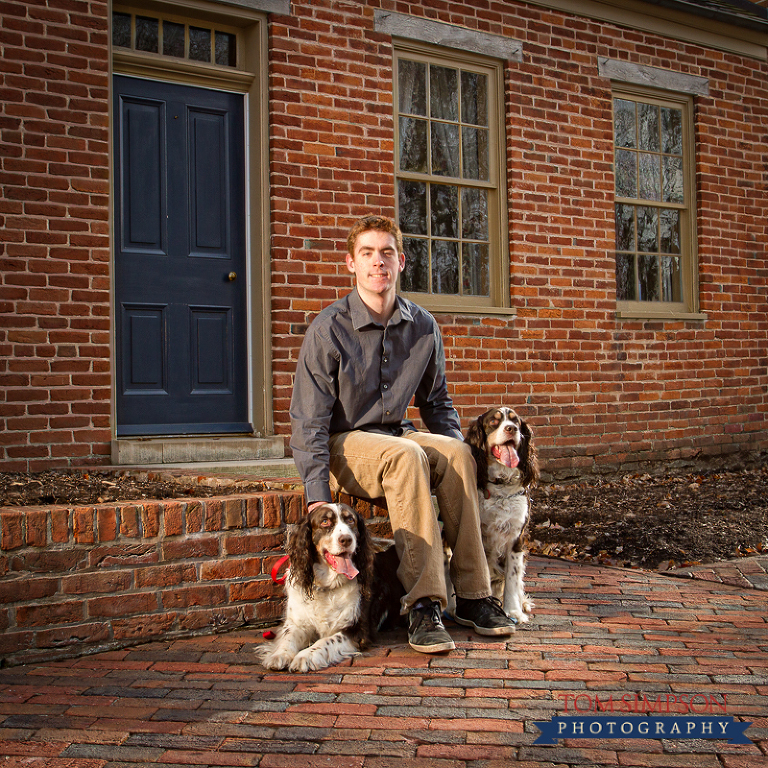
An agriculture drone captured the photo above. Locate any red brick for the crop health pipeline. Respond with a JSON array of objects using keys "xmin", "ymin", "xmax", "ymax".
[
  {"xmin": 61, "ymin": 570, "xmax": 132, "ymax": 595},
  {"xmin": 163, "ymin": 501, "xmax": 184, "ymax": 537},
  {"xmin": 87, "ymin": 591, "xmax": 158, "ymax": 618},
  {"xmin": 26, "ymin": 509, "xmax": 47, "ymax": 546},
  {"xmin": 96, "ymin": 507, "xmax": 117, "ymax": 542},
  {"xmin": 16, "ymin": 600, "xmax": 84, "ymax": 627},
  {"xmin": 73, "ymin": 506, "xmax": 95, "ymax": 543},
  {"xmin": 1, "ymin": 511, "xmax": 24, "ymax": 550},
  {"xmin": 161, "ymin": 584, "xmax": 228, "ymax": 609}
]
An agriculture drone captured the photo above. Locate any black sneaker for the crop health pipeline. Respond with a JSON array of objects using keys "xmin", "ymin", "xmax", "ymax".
[
  {"xmin": 454, "ymin": 596, "xmax": 517, "ymax": 636},
  {"xmin": 408, "ymin": 600, "xmax": 456, "ymax": 653}
]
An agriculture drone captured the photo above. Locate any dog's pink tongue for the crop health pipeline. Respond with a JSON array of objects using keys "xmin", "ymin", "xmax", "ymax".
[
  {"xmin": 492, "ymin": 444, "xmax": 519, "ymax": 468},
  {"xmin": 324, "ymin": 552, "xmax": 359, "ymax": 579}
]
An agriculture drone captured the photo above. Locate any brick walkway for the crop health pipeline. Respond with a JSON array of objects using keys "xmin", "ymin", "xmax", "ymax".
[{"xmin": 1, "ymin": 556, "xmax": 767, "ymax": 767}]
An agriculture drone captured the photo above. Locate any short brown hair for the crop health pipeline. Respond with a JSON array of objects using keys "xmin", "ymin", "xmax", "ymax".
[{"xmin": 346, "ymin": 215, "xmax": 403, "ymax": 256}]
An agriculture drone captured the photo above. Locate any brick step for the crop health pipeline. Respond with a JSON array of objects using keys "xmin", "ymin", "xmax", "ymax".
[{"xmin": 0, "ymin": 489, "xmax": 391, "ymax": 667}]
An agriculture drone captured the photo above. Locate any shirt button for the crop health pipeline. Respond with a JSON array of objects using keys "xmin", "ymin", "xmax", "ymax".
[
  {"xmin": 385, "ymin": 410, "xmax": 391, "ymax": 416},
  {"xmin": 382, "ymin": 384, "xmax": 388, "ymax": 390},
  {"xmin": 383, "ymin": 357, "xmax": 388, "ymax": 363}
]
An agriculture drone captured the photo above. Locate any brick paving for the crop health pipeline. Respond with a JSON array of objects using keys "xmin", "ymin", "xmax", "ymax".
[{"xmin": 1, "ymin": 556, "xmax": 767, "ymax": 767}]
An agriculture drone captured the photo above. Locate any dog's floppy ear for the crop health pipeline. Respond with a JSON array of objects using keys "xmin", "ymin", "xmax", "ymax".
[
  {"xmin": 351, "ymin": 509, "xmax": 375, "ymax": 599},
  {"xmin": 286, "ymin": 514, "xmax": 317, "ymax": 598},
  {"xmin": 465, "ymin": 413, "xmax": 489, "ymax": 489},
  {"xmin": 518, "ymin": 419, "xmax": 540, "ymax": 488}
]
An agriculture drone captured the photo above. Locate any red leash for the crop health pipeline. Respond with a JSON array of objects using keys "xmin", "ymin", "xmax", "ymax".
[{"xmin": 271, "ymin": 555, "xmax": 290, "ymax": 585}]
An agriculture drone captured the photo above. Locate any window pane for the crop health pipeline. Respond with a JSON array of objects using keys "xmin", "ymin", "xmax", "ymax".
[
  {"xmin": 638, "ymin": 153, "xmax": 660, "ymax": 201},
  {"xmin": 660, "ymin": 209, "xmax": 680, "ymax": 254},
  {"xmin": 215, "ymin": 31, "xmax": 237, "ymax": 67},
  {"xmin": 432, "ymin": 240, "xmax": 459, "ymax": 294},
  {"xmin": 430, "ymin": 66, "xmax": 458, "ymax": 121},
  {"xmin": 461, "ymin": 71, "xmax": 488, "ymax": 126},
  {"xmin": 615, "ymin": 149, "xmax": 637, "ymax": 198},
  {"xmin": 430, "ymin": 184, "xmax": 458, "ymax": 238},
  {"xmin": 402, "ymin": 237, "xmax": 430, "ymax": 293},
  {"xmin": 163, "ymin": 21, "xmax": 185, "ymax": 58},
  {"xmin": 638, "ymin": 254, "xmax": 659, "ymax": 301},
  {"xmin": 399, "ymin": 59, "xmax": 427, "ymax": 116},
  {"xmin": 661, "ymin": 107, "xmax": 683, "ymax": 155},
  {"xmin": 662, "ymin": 155, "xmax": 684, "ymax": 203},
  {"xmin": 462, "ymin": 188, "xmax": 488, "ymax": 240},
  {"xmin": 638, "ymin": 207, "xmax": 658, "ymax": 253},
  {"xmin": 463, "ymin": 243, "xmax": 489, "ymax": 296},
  {"xmin": 615, "ymin": 203, "xmax": 635, "ymax": 251},
  {"xmin": 462, "ymin": 126, "xmax": 488, "ymax": 181},
  {"xmin": 431, "ymin": 123, "xmax": 460, "ymax": 177},
  {"xmin": 399, "ymin": 117, "xmax": 428, "ymax": 173},
  {"xmin": 399, "ymin": 180, "xmax": 428, "ymax": 235},
  {"xmin": 112, "ymin": 12, "xmax": 131, "ymax": 48},
  {"xmin": 661, "ymin": 256, "xmax": 681, "ymax": 302},
  {"xmin": 136, "ymin": 16, "xmax": 159, "ymax": 53},
  {"xmin": 638, "ymin": 103, "xmax": 659, "ymax": 152},
  {"xmin": 189, "ymin": 26, "xmax": 211, "ymax": 62},
  {"xmin": 614, "ymin": 99, "xmax": 636, "ymax": 148},
  {"xmin": 616, "ymin": 253, "xmax": 635, "ymax": 300}
]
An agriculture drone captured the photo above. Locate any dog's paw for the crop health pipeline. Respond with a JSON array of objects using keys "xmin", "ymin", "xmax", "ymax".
[
  {"xmin": 522, "ymin": 597, "xmax": 535, "ymax": 615},
  {"xmin": 261, "ymin": 650, "xmax": 294, "ymax": 671},
  {"xmin": 288, "ymin": 649, "xmax": 318, "ymax": 673}
]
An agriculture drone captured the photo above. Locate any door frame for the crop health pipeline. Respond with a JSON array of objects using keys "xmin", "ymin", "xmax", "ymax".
[{"xmin": 109, "ymin": 0, "xmax": 273, "ymax": 438}]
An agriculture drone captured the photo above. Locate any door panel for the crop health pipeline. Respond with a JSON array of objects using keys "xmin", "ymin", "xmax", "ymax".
[{"xmin": 114, "ymin": 76, "xmax": 249, "ymax": 436}]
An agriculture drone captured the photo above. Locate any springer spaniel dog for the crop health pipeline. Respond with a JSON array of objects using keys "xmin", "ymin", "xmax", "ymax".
[
  {"xmin": 463, "ymin": 406, "xmax": 539, "ymax": 623},
  {"xmin": 258, "ymin": 503, "xmax": 375, "ymax": 673}
]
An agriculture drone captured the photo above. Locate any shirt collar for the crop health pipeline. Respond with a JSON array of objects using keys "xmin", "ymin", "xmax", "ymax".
[{"xmin": 349, "ymin": 289, "xmax": 413, "ymax": 330}]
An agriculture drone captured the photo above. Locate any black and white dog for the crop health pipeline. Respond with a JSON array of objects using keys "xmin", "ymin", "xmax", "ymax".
[
  {"xmin": 464, "ymin": 407, "xmax": 539, "ymax": 623},
  {"xmin": 258, "ymin": 503, "xmax": 375, "ymax": 672}
]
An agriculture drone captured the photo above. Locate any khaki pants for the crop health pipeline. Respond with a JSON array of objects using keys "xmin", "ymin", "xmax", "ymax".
[{"xmin": 328, "ymin": 430, "xmax": 491, "ymax": 613}]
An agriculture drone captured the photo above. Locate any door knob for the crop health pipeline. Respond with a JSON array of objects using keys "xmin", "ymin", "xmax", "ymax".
[{"xmin": 228, "ymin": 272, "xmax": 237, "ymax": 281}]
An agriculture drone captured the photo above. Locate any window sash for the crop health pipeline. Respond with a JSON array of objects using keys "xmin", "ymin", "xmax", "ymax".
[
  {"xmin": 612, "ymin": 87, "xmax": 698, "ymax": 316},
  {"xmin": 394, "ymin": 45, "xmax": 508, "ymax": 312}
]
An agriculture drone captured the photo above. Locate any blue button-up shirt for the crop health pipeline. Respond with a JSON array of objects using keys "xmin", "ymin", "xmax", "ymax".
[{"xmin": 290, "ymin": 289, "xmax": 462, "ymax": 504}]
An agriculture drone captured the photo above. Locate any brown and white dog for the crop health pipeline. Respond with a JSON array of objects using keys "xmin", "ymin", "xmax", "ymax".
[
  {"xmin": 464, "ymin": 407, "xmax": 539, "ymax": 623},
  {"xmin": 257, "ymin": 503, "xmax": 375, "ymax": 672}
]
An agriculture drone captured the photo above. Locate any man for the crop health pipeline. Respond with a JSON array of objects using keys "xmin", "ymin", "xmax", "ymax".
[{"xmin": 290, "ymin": 214, "xmax": 515, "ymax": 653}]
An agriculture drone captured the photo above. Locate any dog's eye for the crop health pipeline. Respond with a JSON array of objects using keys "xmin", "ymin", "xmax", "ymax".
[{"xmin": 320, "ymin": 518, "xmax": 333, "ymax": 528}]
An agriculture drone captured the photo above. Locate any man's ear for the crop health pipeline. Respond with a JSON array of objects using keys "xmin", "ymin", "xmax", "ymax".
[
  {"xmin": 345, "ymin": 253, "xmax": 356, "ymax": 274},
  {"xmin": 397, "ymin": 252, "xmax": 405, "ymax": 273}
]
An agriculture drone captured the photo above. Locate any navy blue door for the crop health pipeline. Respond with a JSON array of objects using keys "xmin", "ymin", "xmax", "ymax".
[{"xmin": 114, "ymin": 76, "xmax": 249, "ymax": 436}]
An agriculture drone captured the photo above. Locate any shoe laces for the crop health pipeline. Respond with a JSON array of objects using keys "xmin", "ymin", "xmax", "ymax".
[
  {"xmin": 413, "ymin": 601, "xmax": 443, "ymax": 630},
  {"xmin": 483, "ymin": 596, "xmax": 508, "ymax": 617}
]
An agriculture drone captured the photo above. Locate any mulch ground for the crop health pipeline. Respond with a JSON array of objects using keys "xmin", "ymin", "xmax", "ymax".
[{"xmin": 2, "ymin": 464, "xmax": 768, "ymax": 571}]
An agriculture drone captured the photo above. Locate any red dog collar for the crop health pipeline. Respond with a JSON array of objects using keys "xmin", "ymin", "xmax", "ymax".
[{"xmin": 271, "ymin": 555, "xmax": 290, "ymax": 585}]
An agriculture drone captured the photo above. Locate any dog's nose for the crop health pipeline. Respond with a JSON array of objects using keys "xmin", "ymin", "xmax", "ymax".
[{"xmin": 338, "ymin": 534, "xmax": 353, "ymax": 548}]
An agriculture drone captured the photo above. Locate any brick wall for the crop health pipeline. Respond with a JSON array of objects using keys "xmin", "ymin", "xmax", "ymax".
[
  {"xmin": 1, "ymin": 0, "xmax": 766, "ymax": 478},
  {"xmin": 0, "ymin": 0, "xmax": 112, "ymax": 471},
  {"xmin": 0, "ymin": 491, "xmax": 299, "ymax": 664},
  {"xmin": 270, "ymin": 0, "xmax": 768, "ymax": 479}
]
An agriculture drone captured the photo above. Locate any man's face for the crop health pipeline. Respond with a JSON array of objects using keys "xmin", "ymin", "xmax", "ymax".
[{"xmin": 345, "ymin": 229, "xmax": 405, "ymax": 299}]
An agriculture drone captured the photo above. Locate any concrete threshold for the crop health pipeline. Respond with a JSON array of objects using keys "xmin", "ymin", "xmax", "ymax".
[{"xmin": 111, "ymin": 435, "xmax": 285, "ymax": 466}]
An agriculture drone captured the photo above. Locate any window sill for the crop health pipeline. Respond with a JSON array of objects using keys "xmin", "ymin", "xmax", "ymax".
[
  {"xmin": 402, "ymin": 297, "xmax": 517, "ymax": 318},
  {"xmin": 615, "ymin": 309, "xmax": 708, "ymax": 322}
]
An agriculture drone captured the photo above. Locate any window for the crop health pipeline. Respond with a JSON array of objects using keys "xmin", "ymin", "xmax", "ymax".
[
  {"xmin": 612, "ymin": 88, "xmax": 699, "ymax": 317},
  {"xmin": 112, "ymin": 10, "xmax": 238, "ymax": 68},
  {"xmin": 395, "ymin": 46, "xmax": 508, "ymax": 312}
]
